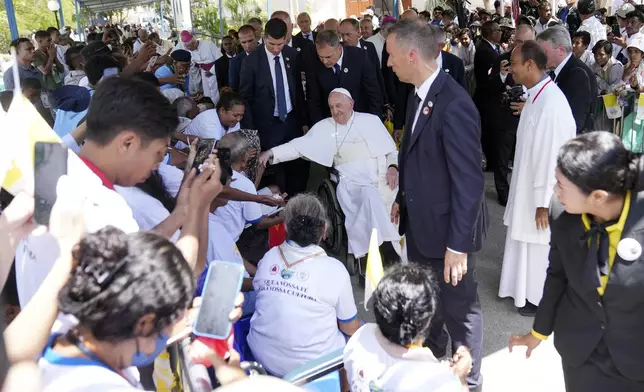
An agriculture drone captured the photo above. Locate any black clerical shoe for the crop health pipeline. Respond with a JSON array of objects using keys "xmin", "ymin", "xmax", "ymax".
[{"xmin": 518, "ymin": 302, "xmax": 538, "ymax": 317}]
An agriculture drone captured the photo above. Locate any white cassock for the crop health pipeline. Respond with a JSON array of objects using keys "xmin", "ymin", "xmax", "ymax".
[
  {"xmin": 271, "ymin": 112, "xmax": 401, "ymax": 258},
  {"xmin": 175, "ymin": 40, "xmax": 221, "ymax": 103},
  {"xmin": 498, "ymin": 77, "xmax": 576, "ymax": 308}
]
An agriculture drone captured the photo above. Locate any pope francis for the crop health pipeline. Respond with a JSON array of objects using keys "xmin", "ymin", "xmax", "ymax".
[{"xmin": 259, "ymin": 88, "xmax": 401, "ymax": 259}]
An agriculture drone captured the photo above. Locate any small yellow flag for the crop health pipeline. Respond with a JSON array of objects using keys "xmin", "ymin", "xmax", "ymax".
[{"xmin": 364, "ymin": 228, "xmax": 384, "ymax": 310}]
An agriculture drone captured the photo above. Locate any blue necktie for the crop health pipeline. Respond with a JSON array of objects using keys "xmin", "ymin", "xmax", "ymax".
[
  {"xmin": 333, "ymin": 63, "xmax": 342, "ymax": 85},
  {"xmin": 274, "ymin": 55, "xmax": 287, "ymax": 121}
]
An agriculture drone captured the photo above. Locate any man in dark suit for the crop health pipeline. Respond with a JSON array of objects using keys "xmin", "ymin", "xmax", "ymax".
[
  {"xmin": 339, "ymin": 18, "xmax": 389, "ymax": 111},
  {"xmin": 294, "ymin": 12, "xmax": 317, "ymax": 42},
  {"xmin": 537, "ymin": 25, "xmax": 597, "ymax": 134},
  {"xmin": 228, "ymin": 24, "xmax": 259, "ymax": 90},
  {"xmin": 272, "ymin": 10, "xmax": 316, "ymax": 75},
  {"xmin": 388, "ymin": 19, "xmax": 486, "ymax": 391},
  {"xmin": 488, "ymin": 24, "xmax": 536, "ymax": 206},
  {"xmin": 474, "ymin": 21, "xmax": 502, "ymax": 171},
  {"xmin": 306, "ymin": 29, "xmax": 382, "ymax": 125},
  {"xmin": 215, "ymin": 35, "xmax": 235, "ymax": 89},
  {"xmin": 238, "ymin": 18, "xmax": 308, "ymax": 196}
]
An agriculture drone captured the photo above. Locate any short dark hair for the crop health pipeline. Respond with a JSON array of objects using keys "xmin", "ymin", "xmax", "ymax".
[
  {"xmin": 238, "ymin": 24, "xmax": 255, "ymax": 35},
  {"xmin": 419, "ymin": 10, "xmax": 431, "ymax": 19},
  {"xmin": 81, "ymin": 41, "xmax": 111, "ymax": 62},
  {"xmin": 577, "ymin": 0, "xmax": 596, "ymax": 15},
  {"xmin": 538, "ymin": 0, "xmax": 550, "ymax": 10},
  {"xmin": 216, "ymin": 90, "xmax": 245, "ymax": 111},
  {"xmin": 626, "ymin": 10, "xmax": 644, "ymax": 23},
  {"xmin": 315, "ymin": 29, "xmax": 341, "ymax": 47},
  {"xmin": 22, "ymin": 78, "xmax": 41, "ymax": 90},
  {"xmin": 374, "ymin": 263, "xmax": 438, "ymax": 346},
  {"xmin": 9, "ymin": 38, "xmax": 31, "ymax": 53},
  {"xmin": 0, "ymin": 91, "xmax": 13, "ymax": 112},
  {"xmin": 85, "ymin": 54, "xmax": 121, "ymax": 86},
  {"xmin": 34, "ymin": 30, "xmax": 51, "ymax": 40},
  {"xmin": 133, "ymin": 71, "xmax": 161, "ymax": 87},
  {"xmin": 481, "ymin": 21, "xmax": 499, "ymax": 39},
  {"xmin": 572, "ymin": 30, "xmax": 591, "ymax": 47},
  {"xmin": 557, "ymin": 131, "xmax": 642, "ymax": 195},
  {"xmin": 248, "ymin": 17, "xmax": 262, "ymax": 24},
  {"xmin": 443, "ymin": 9, "xmax": 455, "ymax": 19},
  {"xmin": 433, "ymin": 6, "xmax": 444, "ymax": 12},
  {"xmin": 340, "ymin": 18, "xmax": 360, "ymax": 31},
  {"xmin": 85, "ymin": 77, "xmax": 178, "ymax": 146},
  {"xmin": 46, "ymin": 26, "xmax": 60, "ymax": 34},
  {"xmin": 148, "ymin": 32, "xmax": 160, "ymax": 41},
  {"xmin": 517, "ymin": 40, "xmax": 548, "ymax": 70},
  {"xmin": 58, "ymin": 226, "xmax": 194, "ymax": 341},
  {"xmin": 86, "ymin": 32, "xmax": 100, "ymax": 42},
  {"xmin": 592, "ymin": 39, "xmax": 613, "ymax": 55},
  {"xmin": 65, "ymin": 45, "xmax": 85, "ymax": 70},
  {"xmin": 264, "ymin": 17, "xmax": 288, "ymax": 40}
]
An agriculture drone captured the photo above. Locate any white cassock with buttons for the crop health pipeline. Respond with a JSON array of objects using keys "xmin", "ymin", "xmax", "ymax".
[{"xmin": 270, "ymin": 89, "xmax": 400, "ymax": 258}]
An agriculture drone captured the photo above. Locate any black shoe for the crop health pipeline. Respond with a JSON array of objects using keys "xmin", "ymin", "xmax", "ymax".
[
  {"xmin": 498, "ymin": 197, "xmax": 508, "ymax": 207},
  {"xmin": 518, "ymin": 302, "xmax": 538, "ymax": 317}
]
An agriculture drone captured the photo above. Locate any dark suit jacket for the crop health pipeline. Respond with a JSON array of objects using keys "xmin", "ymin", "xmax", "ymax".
[
  {"xmin": 228, "ymin": 51, "xmax": 247, "ymax": 91},
  {"xmin": 306, "ymin": 45, "xmax": 382, "ymax": 125},
  {"xmin": 534, "ymin": 195, "xmax": 644, "ymax": 381},
  {"xmin": 555, "ymin": 55, "xmax": 598, "ymax": 134},
  {"xmin": 473, "ymin": 39, "xmax": 498, "ymax": 107},
  {"xmin": 357, "ymin": 39, "xmax": 388, "ymax": 105},
  {"xmin": 392, "ymin": 51, "xmax": 467, "ymax": 130},
  {"xmin": 396, "ymin": 71, "xmax": 487, "ymax": 258},
  {"xmin": 291, "ymin": 35, "xmax": 316, "ymax": 73},
  {"xmin": 214, "ymin": 55, "xmax": 231, "ymax": 89},
  {"xmin": 488, "ymin": 51, "xmax": 520, "ymax": 132},
  {"xmin": 294, "ymin": 31, "xmax": 317, "ymax": 42},
  {"xmin": 238, "ymin": 44, "xmax": 306, "ymax": 148}
]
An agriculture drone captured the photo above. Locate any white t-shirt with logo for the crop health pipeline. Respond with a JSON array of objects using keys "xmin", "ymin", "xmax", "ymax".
[
  {"xmin": 247, "ymin": 241, "xmax": 358, "ymax": 377},
  {"xmin": 175, "ymin": 109, "xmax": 240, "ymax": 149},
  {"xmin": 211, "ymin": 170, "xmax": 262, "ymax": 242},
  {"xmin": 344, "ymin": 324, "xmax": 463, "ymax": 392},
  {"xmin": 15, "ymin": 155, "xmax": 139, "ymax": 307},
  {"xmin": 207, "ymin": 219, "xmax": 249, "ymax": 278},
  {"xmin": 114, "ymin": 186, "xmax": 180, "ymax": 243}
]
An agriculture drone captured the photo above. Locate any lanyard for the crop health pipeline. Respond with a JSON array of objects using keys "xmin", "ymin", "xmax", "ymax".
[
  {"xmin": 278, "ymin": 243, "xmax": 325, "ymax": 269},
  {"xmin": 532, "ymin": 79, "xmax": 552, "ymax": 103},
  {"xmin": 65, "ymin": 331, "xmax": 135, "ymax": 386}
]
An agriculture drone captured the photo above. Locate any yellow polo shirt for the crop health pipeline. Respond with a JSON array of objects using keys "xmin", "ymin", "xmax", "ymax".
[{"xmin": 531, "ymin": 192, "xmax": 631, "ymax": 341}]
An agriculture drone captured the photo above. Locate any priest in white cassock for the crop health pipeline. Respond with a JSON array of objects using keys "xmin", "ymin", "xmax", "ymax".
[
  {"xmin": 259, "ymin": 88, "xmax": 401, "ymax": 260},
  {"xmin": 175, "ymin": 30, "xmax": 221, "ymax": 104},
  {"xmin": 498, "ymin": 41, "xmax": 576, "ymax": 316}
]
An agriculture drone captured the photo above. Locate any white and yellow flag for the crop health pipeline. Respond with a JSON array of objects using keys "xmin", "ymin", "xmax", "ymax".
[{"xmin": 364, "ymin": 228, "xmax": 385, "ymax": 310}]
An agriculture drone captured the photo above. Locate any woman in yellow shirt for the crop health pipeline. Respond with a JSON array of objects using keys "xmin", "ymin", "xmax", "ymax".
[{"xmin": 509, "ymin": 131, "xmax": 644, "ymax": 391}]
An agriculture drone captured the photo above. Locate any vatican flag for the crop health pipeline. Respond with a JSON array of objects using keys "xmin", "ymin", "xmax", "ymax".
[{"xmin": 364, "ymin": 228, "xmax": 384, "ymax": 311}]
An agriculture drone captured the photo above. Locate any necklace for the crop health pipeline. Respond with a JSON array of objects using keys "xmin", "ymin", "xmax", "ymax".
[{"xmin": 334, "ymin": 115, "xmax": 356, "ymax": 160}]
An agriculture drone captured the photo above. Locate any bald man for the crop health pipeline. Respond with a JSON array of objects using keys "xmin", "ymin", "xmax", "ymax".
[
  {"xmin": 401, "ymin": 9, "xmax": 419, "ymax": 20},
  {"xmin": 323, "ymin": 18, "xmax": 340, "ymax": 33},
  {"xmin": 295, "ymin": 12, "xmax": 317, "ymax": 42},
  {"xmin": 272, "ymin": 10, "xmax": 316, "ymax": 74},
  {"xmin": 260, "ymin": 88, "xmax": 401, "ymax": 264},
  {"xmin": 133, "ymin": 29, "xmax": 149, "ymax": 54}
]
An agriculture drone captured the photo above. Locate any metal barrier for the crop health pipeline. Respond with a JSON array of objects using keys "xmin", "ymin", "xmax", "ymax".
[{"xmin": 592, "ymin": 92, "xmax": 644, "ymax": 153}]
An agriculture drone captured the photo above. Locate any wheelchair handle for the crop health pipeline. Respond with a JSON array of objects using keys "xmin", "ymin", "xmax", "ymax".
[{"xmin": 240, "ymin": 361, "xmax": 267, "ymax": 376}]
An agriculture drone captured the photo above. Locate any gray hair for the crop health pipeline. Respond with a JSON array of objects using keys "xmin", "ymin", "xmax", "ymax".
[
  {"xmin": 315, "ymin": 29, "xmax": 341, "ymax": 48},
  {"xmin": 429, "ymin": 24, "xmax": 446, "ymax": 45},
  {"xmin": 283, "ymin": 193, "xmax": 329, "ymax": 246},
  {"xmin": 218, "ymin": 132, "xmax": 249, "ymax": 164},
  {"xmin": 172, "ymin": 96, "xmax": 194, "ymax": 116},
  {"xmin": 388, "ymin": 19, "xmax": 439, "ymax": 62},
  {"xmin": 515, "ymin": 24, "xmax": 536, "ymax": 39},
  {"xmin": 536, "ymin": 25, "xmax": 573, "ymax": 54}
]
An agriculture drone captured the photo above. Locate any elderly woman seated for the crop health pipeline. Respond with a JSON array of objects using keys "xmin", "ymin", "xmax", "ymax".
[
  {"xmin": 344, "ymin": 264, "xmax": 472, "ymax": 391},
  {"xmin": 247, "ymin": 193, "xmax": 360, "ymax": 377}
]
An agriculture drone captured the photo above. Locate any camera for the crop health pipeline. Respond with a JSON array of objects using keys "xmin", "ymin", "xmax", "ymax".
[{"xmin": 501, "ymin": 85, "xmax": 524, "ymax": 107}]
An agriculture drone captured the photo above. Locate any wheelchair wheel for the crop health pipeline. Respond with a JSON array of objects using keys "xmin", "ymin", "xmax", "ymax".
[
  {"xmin": 346, "ymin": 253, "xmax": 357, "ymax": 276},
  {"xmin": 317, "ymin": 178, "xmax": 344, "ymax": 256}
]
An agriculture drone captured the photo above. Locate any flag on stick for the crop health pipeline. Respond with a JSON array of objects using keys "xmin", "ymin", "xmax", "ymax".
[{"xmin": 364, "ymin": 228, "xmax": 384, "ymax": 310}]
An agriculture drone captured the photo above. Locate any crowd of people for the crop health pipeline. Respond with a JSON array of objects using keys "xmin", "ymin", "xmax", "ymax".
[{"xmin": 1, "ymin": 0, "xmax": 644, "ymax": 391}]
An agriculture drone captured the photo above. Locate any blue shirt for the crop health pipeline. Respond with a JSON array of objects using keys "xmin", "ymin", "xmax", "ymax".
[{"xmin": 155, "ymin": 65, "xmax": 190, "ymax": 93}]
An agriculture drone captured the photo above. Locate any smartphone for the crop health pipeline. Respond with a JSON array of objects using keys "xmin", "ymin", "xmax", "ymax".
[
  {"xmin": 33, "ymin": 142, "xmax": 68, "ymax": 226},
  {"xmin": 612, "ymin": 24, "xmax": 620, "ymax": 37},
  {"xmin": 192, "ymin": 138, "xmax": 217, "ymax": 172},
  {"xmin": 193, "ymin": 261, "xmax": 245, "ymax": 340}
]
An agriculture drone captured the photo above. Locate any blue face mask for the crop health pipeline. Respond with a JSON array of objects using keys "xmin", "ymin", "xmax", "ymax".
[{"xmin": 130, "ymin": 333, "xmax": 169, "ymax": 367}]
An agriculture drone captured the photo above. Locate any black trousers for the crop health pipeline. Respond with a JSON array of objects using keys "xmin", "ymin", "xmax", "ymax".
[
  {"xmin": 260, "ymin": 115, "xmax": 310, "ymax": 197},
  {"xmin": 492, "ymin": 127, "xmax": 516, "ymax": 202},
  {"xmin": 563, "ymin": 340, "xmax": 644, "ymax": 392},
  {"xmin": 406, "ymin": 226, "xmax": 484, "ymax": 391}
]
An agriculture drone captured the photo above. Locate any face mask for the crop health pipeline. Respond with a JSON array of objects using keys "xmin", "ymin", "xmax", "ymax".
[{"xmin": 130, "ymin": 333, "xmax": 168, "ymax": 367}]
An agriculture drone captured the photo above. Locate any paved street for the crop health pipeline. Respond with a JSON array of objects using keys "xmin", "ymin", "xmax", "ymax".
[{"xmin": 308, "ymin": 167, "xmax": 566, "ymax": 391}]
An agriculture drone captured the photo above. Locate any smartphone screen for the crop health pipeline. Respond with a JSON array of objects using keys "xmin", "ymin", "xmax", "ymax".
[
  {"xmin": 193, "ymin": 261, "xmax": 245, "ymax": 340},
  {"xmin": 192, "ymin": 138, "xmax": 218, "ymax": 172},
  {"xmin": 34, "ymin": 142, "xmax": 68, "ymax": 226}
]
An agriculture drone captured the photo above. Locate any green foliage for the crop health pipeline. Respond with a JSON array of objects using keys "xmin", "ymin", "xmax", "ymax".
[
  {"xmin": 153, "ymin": 0, "xmax": 174, "ymax": 30},
  {"xmin": 224, "ymin": 0, "xmax": 266, "ymax": 30},
  {"xmin": 0, "ymin": 0, "xmax": 78, "ymax": 52},
  {"xmin": 193, "ymin": 0, "xmax": 228, "ymax": 37}
]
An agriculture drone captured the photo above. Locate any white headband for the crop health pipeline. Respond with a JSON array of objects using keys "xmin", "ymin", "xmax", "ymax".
[{"xmin": 330, "ymin": 87, "xmax": 353, "ymax": 100}]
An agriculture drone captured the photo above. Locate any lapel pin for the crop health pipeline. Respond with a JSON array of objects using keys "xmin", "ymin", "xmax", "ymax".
[
  {"xmin": 423, "ymin": 107, "xmax": 430, "ymax": 115},
  {"xmin": 428, "ymin": 101, "xmax": 434, "ymax": 108},
  {"xmin": 617, "ymin": 238, "xmax": 642, "ymax": 261},
  {"xmin": 285, "ymin": 57, "xmax": 290, "ymax": 61},
  {"xmin": 445, "ymin": 68, "xmax": 450, "ymax": 73},
  {"xmin": 297, "ymin": 47, "xmax": 301, "ymax": 51},
  {"xmin": 287, "ymin": 64, "xmax": 291, "ymax": 68},
  {"xmin": 364, "ymin": 46, "xmax": 368, "ymax": 50},
  {"xmin": 344, "ymin": 68, "xmax": 348, "ymax": 73}
]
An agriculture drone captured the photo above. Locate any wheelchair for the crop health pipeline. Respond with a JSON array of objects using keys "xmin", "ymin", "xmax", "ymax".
[{"xmin": 316, "ymin": 167, "xmax": 364, "ymax": 280}]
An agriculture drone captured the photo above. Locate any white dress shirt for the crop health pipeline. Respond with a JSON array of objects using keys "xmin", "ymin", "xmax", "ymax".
[
  {"xmin": 366, "ymin": 32, "xmax": 386, "ymax": 64},
  {"xmin": 577, "ymin": 16, "xmax": 607, "ymax": 49},
  {"xmin": 264, "ymin": 45, "xmax": 292, "ymax": 116},
  {"xmin": 411, "ymin": 68, "xmax": 440, "ymax": 133}
]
